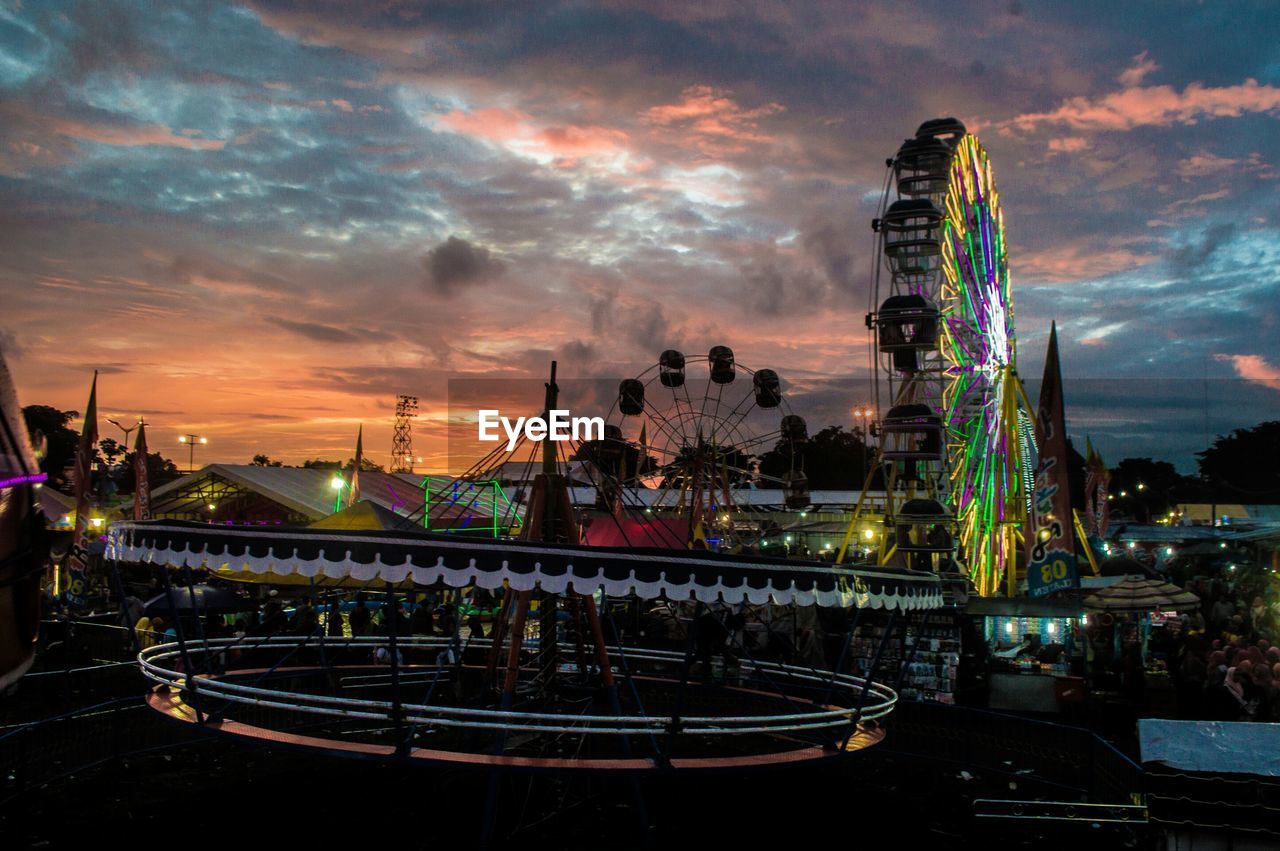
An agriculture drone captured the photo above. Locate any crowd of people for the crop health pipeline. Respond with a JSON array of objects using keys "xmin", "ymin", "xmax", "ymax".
[
  {"xmin": 1150, "ymin": 571, "xmax": 1280, "ymax": 722},
  {"xmin": 132, "ymin": 588, "xmax": 492, "ymax": 653}
]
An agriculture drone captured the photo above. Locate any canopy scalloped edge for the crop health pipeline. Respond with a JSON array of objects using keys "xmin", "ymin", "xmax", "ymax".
[{"xmin": 108, "ymin": 521, "xmax": 944, "ymax": 611}]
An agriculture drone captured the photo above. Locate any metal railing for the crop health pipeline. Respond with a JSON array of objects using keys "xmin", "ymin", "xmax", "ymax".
[
  {"xmin": 0, "ymin": 697, "xmax": 203, "ymax": 806},
  {"xmin": 137, "ymin": 635, "xmax": 899, "ymax": 737}
]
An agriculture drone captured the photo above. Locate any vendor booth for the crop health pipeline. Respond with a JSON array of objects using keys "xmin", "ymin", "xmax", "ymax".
[
  {"xmin": 1082, "ymin": 576, "xmax": 1200, "ymax": 716},
  {"xmin": 967, "ymin": 596, "xmax": 1086, "ymax": 713}
]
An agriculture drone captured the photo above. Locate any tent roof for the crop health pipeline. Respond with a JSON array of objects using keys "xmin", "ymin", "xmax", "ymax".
[
  {"xmin": 109, "ymin": 519, "xmax": 944, "ymax": 611},
  {"xmin": 1084, "ymin": 576, "xmax": 1200, "ymax": 612},
  {"xmin": 310, "ymin": 499, "xmax": 417, "ymax": 531},
  {"xmin": 135, "ymin": 465, "xmax": 487, "ymax": 523}
]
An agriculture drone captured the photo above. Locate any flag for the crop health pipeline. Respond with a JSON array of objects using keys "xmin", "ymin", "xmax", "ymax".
[
  {"xmin": 349, "ymin": 424, "xmax": 362, "ymax": 506},
  {"xmin": 1083, "ymin": 437, "xmax": 1110, "ymax": 540},
  {"xmin": 1026, "ymin": 324, "xmax": 1078, "ymax": 597},
  {"xmin": 132, "ymin": 419, "xmax": 151, "ymax": 521},
  {"xmin": 66, "ymin": 372, "xmax": 98, "ymax": 609}
]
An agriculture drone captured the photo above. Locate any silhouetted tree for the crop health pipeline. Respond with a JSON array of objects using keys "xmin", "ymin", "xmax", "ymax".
[
  {"xmin": 758, "ymin": 425, "xmax": 880, "ymax": 490},
  {"xmin": 250, "ymin": 454, "xmax": 284, "ymax": 467},
  {"xmin": 1197, "ymin": 420, "xmax": 1280, "ymax": 502},
  {"xmin": 21, "ymin": 405, "xmax": 80, "ymax": 489},
  {"xmin": 1109, "ymin": 457, "xmax": 1193, "ymax": 522},
  {"xmin": 117, "ymin": 450, "xmax": 182, "ymax": 493}
]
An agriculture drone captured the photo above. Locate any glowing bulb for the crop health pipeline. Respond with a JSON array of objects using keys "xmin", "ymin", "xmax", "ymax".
[
  {"xmin": 863, "ymin": 529, "xmax": 875, "ymax": 540},
  {"xmin": 330, "ymin": 475, "xmax": 344, "ymax": 490},
  {"xmin": 200, "ymin": 437, "xmax": 208, "ymax": 444},
  {"xmin": 178, "ymin": 436, "xmax": 187, "ymax": 443}
]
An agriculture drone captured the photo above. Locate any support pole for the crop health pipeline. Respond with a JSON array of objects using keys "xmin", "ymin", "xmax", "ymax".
[
  {"xmin": 385, "ymin": 583, "xmax": 406, "ymax": 756},
  {"xmin": 842, "ymin": 609, "xmax": 897, "ymax": 749},
  {"xmin": 160, "ymin": 569, "xmax": 203, "ymax": 725},
  {"xmin": 663, "ymin": 600, "xmax": 702, "ymax": 764}
]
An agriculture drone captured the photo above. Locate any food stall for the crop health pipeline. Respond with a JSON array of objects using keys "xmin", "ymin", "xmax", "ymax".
[
  {"xmin": 1082, "ymin": 576, "xmax": 1200, "ymax": 716},
  {"xmin": 967, "ymin": 596, "xmax": 1086, "ymax": 713}
]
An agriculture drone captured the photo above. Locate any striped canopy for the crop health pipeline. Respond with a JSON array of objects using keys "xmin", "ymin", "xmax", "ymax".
[
  {"xmin": 1083, "ymin": 576, "xmax": 1200, "ymax": 613},
  {"xmin": 107, "ymin": 520, "xmax": 945, "ymax": 611}
]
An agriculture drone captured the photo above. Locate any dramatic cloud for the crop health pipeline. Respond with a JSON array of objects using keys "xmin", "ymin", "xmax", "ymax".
[
  {"xmin": 421, "ymin": 236, "xmax": 506, "ymax": 296},
  {"xmin": 1, "ymin": 1, "xmax": 1277, "ymax": 469}
]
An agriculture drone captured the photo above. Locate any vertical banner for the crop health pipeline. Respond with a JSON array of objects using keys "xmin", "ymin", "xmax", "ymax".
[
  {"xmin": 132, "ymin": 419, "xmax": 151, "ymax": 521},
  {"xmin": 66, "ymin": 371, "xmax": 98, "ymax": 609},
  {"xmin": 1026, "ymin": 325, "xmax": 1078, "ymax": 597},
  {"xmin": 1083, "ymin": 437, "xmax": 1110, "ymax": 540},
  {"xmin": 350, "ymin": 424, "xmax": 362, "ymax": 506}
]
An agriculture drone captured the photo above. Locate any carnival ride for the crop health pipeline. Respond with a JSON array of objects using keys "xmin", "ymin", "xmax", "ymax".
[
  {"xmin": 582, "ymin": 348, "xmax": 809, "ymax": 550},
  {"xmin": 837, "ymin": 118, "xmax": 1037, "ymax": 597},
  {"xmin": 110, "ymin": 366, "xmax": 941, "ymax": 801}
]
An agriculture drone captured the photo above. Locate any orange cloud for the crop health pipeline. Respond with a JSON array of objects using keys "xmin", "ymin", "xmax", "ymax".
[
  {"xmin": 1017, "ymin": 238, "xmax": 1161, "ymax": 284},
  {"xmin": 1006, "ymin": 78, "xmax": 1280, "ymax": 133},
  {"xmin": 642, "ymin": 85, "xmax": 784, "ymax": 157},
  {"xmin": 535, "ymin": 124, "xmax": 629, "ymax": 157},
  {"xmin": 1175, "ymin": 152, "xmax": 1238, "ymax": 178},
  {"xmin": 433, "ymin": 107, "xmax": 532, "ymax": 142},
  {"xmin": 1219, "ymin": 354, "xmax": 1280, "ymax": 388},
  {"xmin": 1047, "ymin": 137, "xmax": 1089, "ymax": 154},
  {"xmin": 1117, "ymin": 51, "xmax": 1158, "ymax": 87},
  {"xmin": 51, "ymin": 118, "xmax": 226, "ymax": 150}
]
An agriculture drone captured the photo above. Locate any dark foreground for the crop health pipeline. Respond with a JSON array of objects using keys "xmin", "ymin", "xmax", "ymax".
[{"xmin": 1, "ymin": 701, "xmax": 1150, "ymax": 850}]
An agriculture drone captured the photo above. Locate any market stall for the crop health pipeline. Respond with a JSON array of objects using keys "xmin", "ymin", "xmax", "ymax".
[
  {"xmin": 1083, "ymin": 576, "xmax": 1200, "ymax": 716},
  {"xmin": 967, "ymin": 596, "xmax": 1086, "ymax": 713}
]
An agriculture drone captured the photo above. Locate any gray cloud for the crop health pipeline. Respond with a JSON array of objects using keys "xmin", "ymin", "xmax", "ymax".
[
  {"xmin": 421, "ymin": 236, "xmax": 506, "ymax": 296},
  {"xmin": 270, "ymin": 316, "xmax": 368, "ymax": 344}
]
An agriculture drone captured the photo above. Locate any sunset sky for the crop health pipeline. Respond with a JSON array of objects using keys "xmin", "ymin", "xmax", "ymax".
[{"xmin": 2, "ymin": 1, "xmax": 1279, "ymax": 472}]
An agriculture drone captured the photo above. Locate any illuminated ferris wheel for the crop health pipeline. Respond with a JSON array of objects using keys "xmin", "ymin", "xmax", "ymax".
[{"xmin": 866, "ymin": 118, "xmax": 1034, "ymax": 596}]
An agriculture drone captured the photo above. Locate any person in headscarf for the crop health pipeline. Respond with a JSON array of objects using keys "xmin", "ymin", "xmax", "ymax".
[
  {"xmin": 134, "ymin": 615, "xmax": 155, "ymax": 649},
  {"xmin": 1226, "ymin": 665, "xmax": 1258, "ymax": 719}
]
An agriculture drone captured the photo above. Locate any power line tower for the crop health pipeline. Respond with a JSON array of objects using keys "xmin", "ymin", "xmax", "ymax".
[{"xmin": 391, "ymin": 395, "xmax": 418, "ymax": 473}]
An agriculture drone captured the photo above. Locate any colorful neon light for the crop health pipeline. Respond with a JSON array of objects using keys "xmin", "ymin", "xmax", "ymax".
[{"xmin": 937, "ymin": 134, "xmax": 1029, "ymax": 596}]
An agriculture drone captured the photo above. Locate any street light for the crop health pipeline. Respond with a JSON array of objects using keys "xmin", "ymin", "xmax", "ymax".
[
  {"xmin": 106, "ymin": 416, "xmax": 141, "ymax": 451},
  {"xmin": 178, "ymin": 433, "xmax": 208, "ymax": 473},
  {"xmin": 851, "ymin": 404, "xmax": 875, "ymax": 472}
]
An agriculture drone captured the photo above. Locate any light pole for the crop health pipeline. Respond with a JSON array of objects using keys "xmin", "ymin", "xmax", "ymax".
[
  {"xmin": 178, "ymin": 433, "xmax": 207, "ymax": 473},
  {"xmin": 106, "ymin": 416, "xmax": 141, "ymax": 452},
  {"xmin": 851, "ymin": 404, "xmax": 875, "ymax": 476}
]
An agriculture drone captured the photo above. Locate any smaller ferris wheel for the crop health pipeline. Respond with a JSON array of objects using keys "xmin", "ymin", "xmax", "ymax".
[{"xmin": 578, "ymin": 347, "xmax": 810, "ymax": 551}]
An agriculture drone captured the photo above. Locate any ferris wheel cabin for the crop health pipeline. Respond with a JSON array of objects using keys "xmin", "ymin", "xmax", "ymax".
[{"xmin": 876, "ymin": 293, "xmax": 940, "ymax": 373}]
